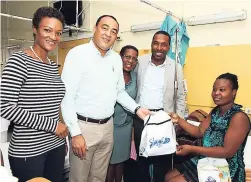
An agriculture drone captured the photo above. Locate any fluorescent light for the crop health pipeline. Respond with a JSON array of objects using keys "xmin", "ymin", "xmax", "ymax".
[
  {"xmin": 6, "ymin": 44, "xmax": 21, "ymax": 49},
  {"xmin": 186, "ymin": 9, "xmax": 247, "ymax": 26},
  {"xmin": 131, "ymin": 21, "xmax": 162, "ymax": 32},
  {"xmin": 130, "ymin": 9, "xmax": 247, "ymax": 31},
  {"xmin": 7, "ymin": 38, "xmax": 33, "ymax": 43}
]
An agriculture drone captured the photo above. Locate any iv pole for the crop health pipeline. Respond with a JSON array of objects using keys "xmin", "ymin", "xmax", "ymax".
[
  {"xmin": 173, "ymin": 28, "xmax": 179, "ymax": 113},
  {"xmin": 140, "ymin": 0, "xmax": 183, "ymax": 22}
]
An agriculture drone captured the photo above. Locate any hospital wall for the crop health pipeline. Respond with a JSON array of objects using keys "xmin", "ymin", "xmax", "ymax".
[
  {"xmin": 184, "ymin": 45, "xmax": 251, "ymax": 114},
  {"xmin": 89, "ymin": 1, "xmax": 251, "ymax": 49}
]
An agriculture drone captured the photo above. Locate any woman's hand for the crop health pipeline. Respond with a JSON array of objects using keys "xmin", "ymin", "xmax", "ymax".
[
  {"xmin": 168, "ymin": 112, "xmax": 180, "ymax": 124},
  {"xmin": 55, "ymin": 122, "xmax": 69, "ymax": 138},
  {"xmin": 176, "ymin": 145, "xmax": 193, "ymax": 156}
]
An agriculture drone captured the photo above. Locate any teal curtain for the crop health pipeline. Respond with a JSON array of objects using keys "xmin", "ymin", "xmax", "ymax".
[{"xmin": 160, "ymin": 16, "xmax": 190, "ymax": 67}]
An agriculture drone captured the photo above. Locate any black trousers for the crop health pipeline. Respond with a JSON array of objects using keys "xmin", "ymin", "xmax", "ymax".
[
  {"xmin": 9, "ymin": 144, "xmax": 65, "ymax": 182},
  {"xmin": 123, "ymin": 158, "xmax": 140, "ymax": 182},
  {"xmin": 134, "ymin": 116, "xmax": 173, "ymax": 182}
]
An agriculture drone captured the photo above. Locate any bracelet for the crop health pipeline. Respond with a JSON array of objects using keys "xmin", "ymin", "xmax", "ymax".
[{"xmin": 134, "ymin": 106, "xmax": 141, "ymax": 114}]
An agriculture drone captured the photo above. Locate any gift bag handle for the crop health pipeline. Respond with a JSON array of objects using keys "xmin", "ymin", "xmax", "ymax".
[{"xmin": 143, "ymin": 115, "xmax": 152, "ymax": 128}]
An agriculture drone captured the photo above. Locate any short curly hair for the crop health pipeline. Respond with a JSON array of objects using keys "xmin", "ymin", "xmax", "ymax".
[
  {"xmin": 32, "ymin": 6, "xmax": 64, "ymax": 29},
  {"xmin": 217, "ymin": 73, "xmax": 239, "ymax": 90},
  {"xmin": 120, "ymin": 45, "xmax": 138, "ymax": 57}
]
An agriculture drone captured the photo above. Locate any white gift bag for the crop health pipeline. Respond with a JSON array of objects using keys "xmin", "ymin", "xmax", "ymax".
[
  {"xmin": 197, "ymin": 157, "xmax": 231, "ymax": 182},
  {"xmin": 139, "ymin": 110, "xmax": 176, "ymax": 157}
]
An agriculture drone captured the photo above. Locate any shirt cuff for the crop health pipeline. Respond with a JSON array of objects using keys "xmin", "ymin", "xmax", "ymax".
[
  {"xmin": 69, "ymin": 122, "xmax": 82, "ymax": 137},
  {"xmin": 134, "ymin": 105, "xmax": 141, "ymax": 114},
  {"xmin": 133, "ymin": 104, "xmax": 140, "ymax": 113}
]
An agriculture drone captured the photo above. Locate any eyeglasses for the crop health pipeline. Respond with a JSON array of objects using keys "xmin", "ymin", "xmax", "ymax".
[{"xmin": 123, "ymin": 55, "xmax": 138, "ymax": 63}]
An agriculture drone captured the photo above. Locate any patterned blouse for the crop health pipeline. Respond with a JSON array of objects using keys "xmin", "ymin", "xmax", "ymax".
[{"xmin": 191, "ymin": 104, "xmax": 250, "ymax": 181}]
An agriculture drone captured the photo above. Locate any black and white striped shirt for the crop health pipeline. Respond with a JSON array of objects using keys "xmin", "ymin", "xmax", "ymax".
[{"xmin": 0, "ymin": 51, "xmax": 65, "ymax": 158}]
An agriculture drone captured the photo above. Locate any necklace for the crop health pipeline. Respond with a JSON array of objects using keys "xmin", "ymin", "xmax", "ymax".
[{"xmin": 30, "ymin": 46, "xmax": 51, "ymax": 64}]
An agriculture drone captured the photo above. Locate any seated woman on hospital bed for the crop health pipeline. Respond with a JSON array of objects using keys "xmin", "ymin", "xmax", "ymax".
[{"xmin": 165, "ymin": 73, "xmax": 250, "ymax": 182}]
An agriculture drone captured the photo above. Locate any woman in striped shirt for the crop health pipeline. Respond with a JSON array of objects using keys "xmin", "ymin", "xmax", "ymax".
[{"xmin": 0, "ymin": 7, "xmax": 68, "ymax": 182}]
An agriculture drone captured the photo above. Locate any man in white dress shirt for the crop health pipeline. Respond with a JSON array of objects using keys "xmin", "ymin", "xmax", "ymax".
[
  {"xmin": 61, "ymin": 15, "xmax": 150, "ymax": 182},
  {"xmin": 134, "ymin": 31, "xmax": 186, "ymax": 182}
]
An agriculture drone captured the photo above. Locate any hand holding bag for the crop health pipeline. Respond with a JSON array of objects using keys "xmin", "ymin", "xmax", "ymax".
[{"xmin": 139, "ymin": 110, "xmax": 176, "ymax": 158}]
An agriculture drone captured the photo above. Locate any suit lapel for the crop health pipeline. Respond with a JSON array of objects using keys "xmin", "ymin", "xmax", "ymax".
[{"xmin": 164, "ymin": 58, "xmax": 172, "ymax": 92}]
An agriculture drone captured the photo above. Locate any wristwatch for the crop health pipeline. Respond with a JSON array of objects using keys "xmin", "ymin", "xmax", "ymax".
[{"xmin": 134, "ymin": 106, "xmax": 141, "ymax": 114}]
